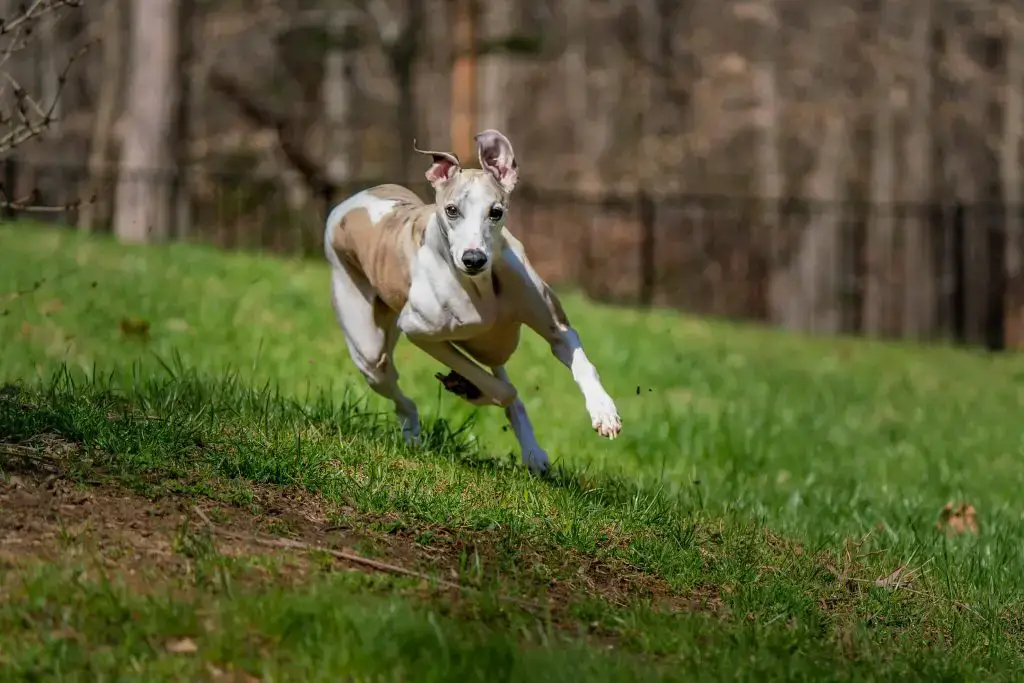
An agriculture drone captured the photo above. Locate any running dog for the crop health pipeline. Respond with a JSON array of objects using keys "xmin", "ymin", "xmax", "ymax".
[{"xmin": 323, "ymin": 129, "xmax": 621, "ymax": 472}]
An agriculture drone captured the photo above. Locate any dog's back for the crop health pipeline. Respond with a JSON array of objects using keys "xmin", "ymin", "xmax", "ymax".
[{"xmin": 325, "ymin": 184, "xmax": 433, "ymax": 312}]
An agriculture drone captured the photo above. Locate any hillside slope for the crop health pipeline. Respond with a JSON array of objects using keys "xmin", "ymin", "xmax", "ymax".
[{"xmin": 1, "ymin": 223, "xmax": 1023, "ymax": 680}]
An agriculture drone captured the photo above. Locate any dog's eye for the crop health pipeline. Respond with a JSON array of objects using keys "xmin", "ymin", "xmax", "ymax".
[
  {"xmin": 444, "ymin": 204, "xmax": 459, "ymax": 219},
  {"xmin": 488, "ymin": 206, "xmax": 504, "ymax": 222}
]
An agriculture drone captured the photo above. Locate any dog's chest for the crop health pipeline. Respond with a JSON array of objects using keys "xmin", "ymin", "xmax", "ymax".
[
  {"xmin": 437, "ymin": 273, "xmax": 523, "ymax": 368},
  {"xmin": 400, "ymin": 259, "xmax": 504, "ymax": 340}
]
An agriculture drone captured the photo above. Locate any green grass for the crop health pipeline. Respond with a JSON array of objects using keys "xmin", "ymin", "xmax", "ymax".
[{"xmin": 1, "ymin": 222, "xmax": 1023, "ymax": 680}]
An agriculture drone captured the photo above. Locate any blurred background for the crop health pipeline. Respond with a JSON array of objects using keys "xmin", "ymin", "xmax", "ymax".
[{"xmin": 3, "ymin": 0, "xmax": 1023, "ymax": 350}]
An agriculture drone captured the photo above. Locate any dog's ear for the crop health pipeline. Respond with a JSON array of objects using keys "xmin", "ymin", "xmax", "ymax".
[
  {"xmin": 413, "ymin": 140, "xmax": 461, "ymax": 188},
  {"xmin": 475, "ymin": 129, "xmax": 518, "ymax": 193}
]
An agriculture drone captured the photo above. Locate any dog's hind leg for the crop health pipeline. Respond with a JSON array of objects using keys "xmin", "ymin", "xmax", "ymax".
[
  {"xmin": 492, "ymin": 366, "xmax": 549, "ymax": 474},
  {"xmin": 329, "ymin": 261, "xmax": 420, "ymax": 444}
]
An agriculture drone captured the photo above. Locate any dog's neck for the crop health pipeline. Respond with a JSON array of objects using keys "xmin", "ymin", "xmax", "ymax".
[{"xmin": 424, "ymin": 212, "xmax": 499, "ymax": 302}]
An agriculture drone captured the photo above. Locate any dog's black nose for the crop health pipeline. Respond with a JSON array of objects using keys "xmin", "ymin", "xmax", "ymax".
[{"xmin": 461, "ymin": 249, "xmax": 488, "ymax": 273}]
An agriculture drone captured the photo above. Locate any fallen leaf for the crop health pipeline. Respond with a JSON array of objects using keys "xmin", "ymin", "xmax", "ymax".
[
  {"xmin": 874, "ymin": 565, "xmax": 916, "ymax": 589},
  {"xmin": 166, "ymin": 637, "xmax": 198, "ymax": 654},
  {"xmin": 936, "ymin": 501, "xmax": 979, "ymax": 536},
  {"xmin": 119, "ymin": 317, "xmax": 151, "ymax": 340}
]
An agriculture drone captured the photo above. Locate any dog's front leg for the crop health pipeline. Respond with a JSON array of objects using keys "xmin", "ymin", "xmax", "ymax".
[
  {"xmin": 407, "ymin": 338, "xmax": 518, "ymax": 408},
  {"xmin": 398, "ymin": 270, "xmax": 517, "ymax": 408},
  {"xmin": 507, "ymin": 252, "xmax": 621, "ymax": 438},
  {"xmin": 545, "ymin": 324, "xmax": 621, "ymax": 439}
]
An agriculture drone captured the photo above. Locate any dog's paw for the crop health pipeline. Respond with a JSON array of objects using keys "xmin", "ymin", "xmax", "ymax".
[
  {"xmin": 587, "ymin": 395, "xmax": 622, "ymax": 439},
  {"xmin": 402, "ymin": 428, "xmax": 421, "ymax": 448},
  {"xmin": 398, "ymin": 412, "xmax": 421, "ymax": 447},
  {"xmin": 435, "ymin": 370, "xmax": 483, "ymax": 401},
  {"xmin": 523, "ymin": 448, "xmax": 550, "ymax": 475}
]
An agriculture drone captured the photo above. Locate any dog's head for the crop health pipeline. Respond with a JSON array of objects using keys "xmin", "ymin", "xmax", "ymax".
[{"xmin": 414, "ymin": 129, "xmax": 519, "ymax": 277}]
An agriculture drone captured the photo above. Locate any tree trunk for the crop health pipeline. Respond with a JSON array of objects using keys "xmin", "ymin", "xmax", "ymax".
[
  {"xmin": 563, "ymin": 0, "xmax": 588, "ymax": 189},
  {"xmin": 771, "ymin": 113, "xmax": 850, "ymax": 333},
  {"xmin": 113, "ymin": 0, "xmax": 181, "ymax": 244},
  {"xmin": 863, "ymin": 0, "xmax": 896, "ymax": 337},
  {"xmin": 1001, "ymin": 7, "xmax": 1024, "ymax": 348},
  {"xmin": 171, "ymin": 0, "xmax": 194, "ymax": 240},
  {"xmin": 37, "ymin": 5, "xmax": 62, "ymax": 121},
  {"xmin": 567, "ymin": 0, "xmax": 620, "ymax": 194},
  {"xmin": 751, "ymin": 0, "xmax": 782, "ymax": 318},
  {"xmin": 477, "ymin": 0, "xmax": 514, "ymax": 134},
  {"xmin": 952, "ymin": 6, "xmax": 1002, "ymax": 349},
  {"xmin": 390, "ymin": 1, "xmax": 423, "ymax": 181},
  {"xmin": 78, "ymin": 0, "xmax": 125, "ymax": 232},
  {"xmin": 449, "ymin": 0, "xmax": 476, "ymax": 161},
  {"xmin": 323, "ymin": 8, "xmax": 358, "ymax": 193},
  {"xmin": 421, "ymin": 0, "xmax": 451, "ymax": 156},
  {"xmin": 900, "ymin": 0, "xmax": 937, "ymax": 340},
  {"xmin": 768, "ymin": 6, "xmax": 851, "ymax": 334}
]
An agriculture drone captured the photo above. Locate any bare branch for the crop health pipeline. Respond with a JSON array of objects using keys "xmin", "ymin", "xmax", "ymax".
[
  {"xmin": 207, "ymin": 68, "xmax": 329, "ymax": 195},
  {"xmin": 0, "ymin": 0, "xmax": 89, "ymax": 157}
]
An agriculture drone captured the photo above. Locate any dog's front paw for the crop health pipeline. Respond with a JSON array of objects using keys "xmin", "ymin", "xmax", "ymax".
[
  {"xmin": 523, "ymin": 448, "xmax": 550, "ymax": 475},
  {"xmin": 398, "ymin": 411, "xmax": 421, "ymax": 447},
  {"xmin": 435, "ymin": 370, "xmax": 485, "ymax": 404},
  {"xmin": 587, "ymin": 394, "xmax": 622, "ymax": 439}
]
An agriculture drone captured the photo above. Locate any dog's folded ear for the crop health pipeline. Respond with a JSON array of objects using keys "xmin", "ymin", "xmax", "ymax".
[
  {"xmin": 475, "ymin": 129, "xmax": 518, "ymax": 193},
  {"xmin": 413, "ymin": 140, "xmax": 461, "ymax": 188}
]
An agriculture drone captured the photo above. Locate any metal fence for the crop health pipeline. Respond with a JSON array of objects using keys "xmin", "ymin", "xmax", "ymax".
[{"xmin": 4, "ymin": 159, "xmax": 1022, "ymax": 351}]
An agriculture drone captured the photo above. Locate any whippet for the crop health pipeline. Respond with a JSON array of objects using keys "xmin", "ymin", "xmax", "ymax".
[{"xmin": 323, "ymin": 129, "xmax": 621, "ymax": 473}]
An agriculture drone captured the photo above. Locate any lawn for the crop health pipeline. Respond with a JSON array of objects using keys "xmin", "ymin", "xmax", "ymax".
[{"xmin": 1, "ymin": 221, "xmax": 1023, "ymax": 681}]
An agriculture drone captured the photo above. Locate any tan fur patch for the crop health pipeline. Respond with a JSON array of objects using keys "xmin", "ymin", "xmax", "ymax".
[{"xmin": 328, "ymin": 184, "xmax": 434, "ymax": 312}]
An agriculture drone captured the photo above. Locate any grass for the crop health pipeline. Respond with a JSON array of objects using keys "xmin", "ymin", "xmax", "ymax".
[{"xmin": 1, "ymin": 221, "xmax": 1023, "ymax": 680}]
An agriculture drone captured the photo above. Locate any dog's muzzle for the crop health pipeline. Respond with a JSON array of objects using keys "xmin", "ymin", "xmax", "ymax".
[{"xmin": 461, "ymin": 249, "xmax": 488, "ymax": 274}]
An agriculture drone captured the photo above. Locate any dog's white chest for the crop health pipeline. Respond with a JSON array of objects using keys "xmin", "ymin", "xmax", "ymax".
[{"xmin": 397, "ymin": 249, "xmax": 498, "ymax": 340}]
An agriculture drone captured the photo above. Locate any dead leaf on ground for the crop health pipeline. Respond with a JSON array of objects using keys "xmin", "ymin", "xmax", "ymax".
[
  {"xmin": 166, "ymin": 637, "xmax": 199, "ymax": 654},
  {"xmin": 874, "ymin": 565, "xmax": 916, "ymax": 590},
  {"xmin": 936, "ymin": 501, "xmax": 979, "ymax": 536},
  {"xmin": 119, "ymin": 317, "xmax": 151, "ymax": 340}
]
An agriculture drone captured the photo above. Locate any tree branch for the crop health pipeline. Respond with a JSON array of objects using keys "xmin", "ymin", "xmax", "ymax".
[
  {"xmin": 207, "ymin": 68, "xmax": 329, "ymax": 196},
  {"xmin": 0, "ymin": 0, "xmax": 89, "ymax": 156}
]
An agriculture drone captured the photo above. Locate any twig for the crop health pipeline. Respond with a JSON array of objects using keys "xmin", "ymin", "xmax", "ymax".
[
  {"xmin": 0, "ymin": 442, "xmax": 62, "ymax": 473},
  {"xmin": 0, "ymin": 443, "xmax": 39, "ymax": 457},
  {"xmin": 0, "ymin": 194, "xmax": 92, "ymax": 213},
  {"xmin": 190, "ymin": 505, "xmax": 546, "ymax": 614},
  {"xmin": 843, "ymin": 577, "xmax": 978, "ymax": 618},
  {"xmin": 1, "ymin": 270, "xmax": 74, "ymax": 302},
  {"xmin": 0, "ymin": 39, "xmax": 93, "ymax": 155},
  {"xmin": 0, "ymin": 0, "xmax": 89, "ymax": 171}
]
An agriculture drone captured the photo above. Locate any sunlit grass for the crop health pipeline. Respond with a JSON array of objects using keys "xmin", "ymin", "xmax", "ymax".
[{"xmin": 1, "ymin": 222, "xmax": 1023, "ymax": 680}]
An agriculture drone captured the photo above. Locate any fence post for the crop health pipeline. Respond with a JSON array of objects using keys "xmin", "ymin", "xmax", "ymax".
[
  {"xmin": 2, "ymin": 157, "xmax": 17, "ymax": 221},
  {"xmin": 638, "ymin": 189, "xmax": 656, "ymax": 307}
]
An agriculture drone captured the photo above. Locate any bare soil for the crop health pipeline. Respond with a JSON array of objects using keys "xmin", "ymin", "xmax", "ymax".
[{"xmin": 0, "ymin": 451, "xmax": 709, "ymax": 627}]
